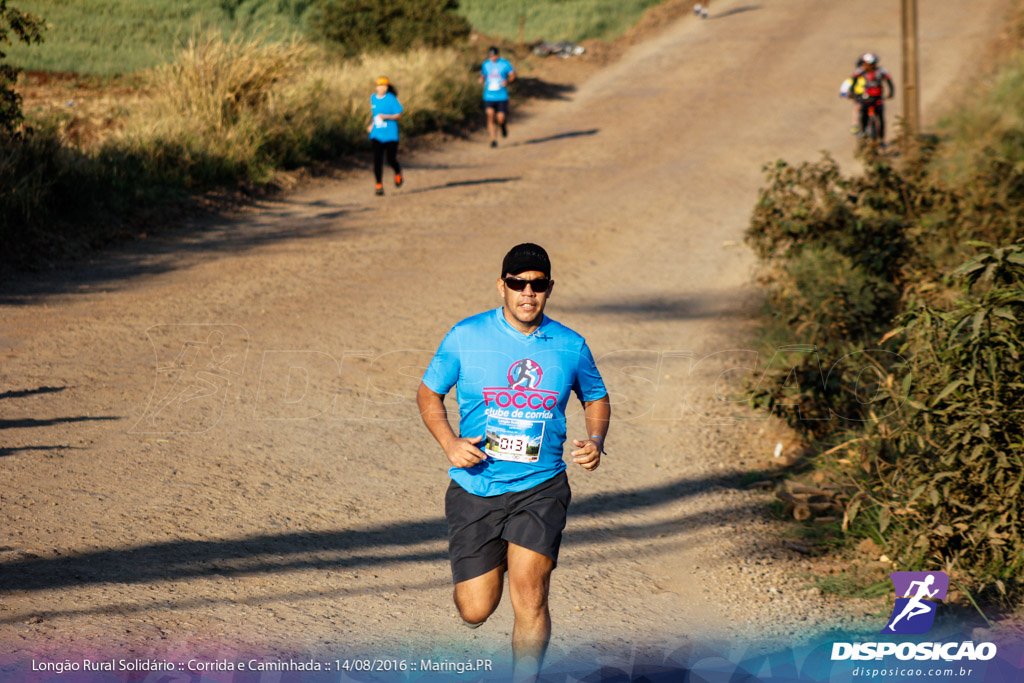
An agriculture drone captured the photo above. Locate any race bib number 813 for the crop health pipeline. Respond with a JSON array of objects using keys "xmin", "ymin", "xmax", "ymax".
[{"xmin": 484, "ymin": 415, "xmax": 544, "ymax": 463}]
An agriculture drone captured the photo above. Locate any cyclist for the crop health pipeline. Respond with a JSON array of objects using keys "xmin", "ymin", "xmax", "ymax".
[{"xmin": 849, "ymin": 53, "xmax": 895, "ymax": 143}]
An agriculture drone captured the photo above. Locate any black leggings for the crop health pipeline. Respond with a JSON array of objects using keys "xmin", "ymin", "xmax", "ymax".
[{"xmin": 372, "ymin": 140, "xmax": 401, "ymax": 183}]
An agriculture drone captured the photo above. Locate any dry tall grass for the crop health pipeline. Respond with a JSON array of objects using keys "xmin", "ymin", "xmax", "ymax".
[
  {"xmin": 2, "ymin": 32, "xmax": 479, "ymax": 265},
  {"xmin": 114, "ymin": 34, "xmax": 476, "ymax": 183}
]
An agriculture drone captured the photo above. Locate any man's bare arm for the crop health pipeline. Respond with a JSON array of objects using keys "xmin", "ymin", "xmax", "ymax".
[
  {"xmin": 570, "ymin": 394, "xmax": 610, "ymax": 471},
  {"xmin": 416, "ymin": 382, "xmax": 485, "ymax": 468}
]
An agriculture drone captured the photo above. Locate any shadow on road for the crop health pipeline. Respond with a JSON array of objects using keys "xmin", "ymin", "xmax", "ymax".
[
  {"xmin": 0, "ymin": 445, "xmax": 82, "ymax": 458},
  {"xmin": 564, "ymin": 290, "xmax": 757, "ymax": 321},
  {"xmin": 517, "ymin": 129, "xmax": 600, "ymax": 146},
  {"xmin": 0, "ymin": 468, "xmax": 774, "ymax": 602},
  {"xmin": 0, "ymin": 204, "xmax": 367, "ymax": 306},
  {"xmin": 4, "ymin": 577, "xmax": 451, "ymax": 626},
  {"xmin": 0, "ymin": 386, "xmax": 68, "ymax": 401},
  {"xmin": 513, "ymin": 78, "xmax": 577, "ymax": 102},
  {"xmin": 0, "ymin": 386, "xmax": 110, "ymax": 458},
  {"xmin": 0, "ymin": 416, "xmax": 120, "ymax": 429},
  {"xmin": 404, "ymin": 177, "xmax": 521, "ymax": 195},
  {"xmin": 711, "ymin": 5, "xmax": 762, "ymax": 19}
]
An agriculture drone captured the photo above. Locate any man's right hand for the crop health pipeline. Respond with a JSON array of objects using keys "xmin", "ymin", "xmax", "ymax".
[{"xmin": 444, "ymin": 435, "xmax": 486, "ymax": 468}]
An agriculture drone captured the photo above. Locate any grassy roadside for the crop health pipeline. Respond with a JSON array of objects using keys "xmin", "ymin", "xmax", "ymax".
[
  {"xmin": 459, "ymin": 0, "xmax": 668, "ymax": 44},
  {"xmin": 3, "ymin": 0, "xmax": 306, "ymax": 75},
  {"xmin": 743, "ymin": 3, "xmax": 1024, "ymax": 618},
  {"xmin": 6, "ymin": 0, "xmax": 675, "ymax": 76},
  {"xmin": 1, "ymin": 37, "xmax": 480, "ymax": 270},
  {"xmin": 2, "ymin": 0, "xmax": 696, "ymax": 274}
]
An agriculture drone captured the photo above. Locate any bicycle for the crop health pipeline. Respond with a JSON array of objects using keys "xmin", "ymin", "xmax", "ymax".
[{"xmin": 858, "ymin": 96, "xmax": 885, "ymax": 147}]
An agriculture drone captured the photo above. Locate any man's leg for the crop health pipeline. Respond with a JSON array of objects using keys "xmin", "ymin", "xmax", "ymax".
[
  {"xmin": 453, "ymin": 564, "xmax": 505, "ymax": 626},
  {"xmin": 485, "ymin": 106, "xmax": 497, "ymax": 143},
  {"xmin": 507, "ymin": 542, "xmax": 554, "ymax": 680},
  {"xmin": 496, "ymin": 110, "xmax": 508, "ymax": 138}
]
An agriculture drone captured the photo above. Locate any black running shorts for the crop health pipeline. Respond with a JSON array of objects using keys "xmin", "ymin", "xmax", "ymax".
[
  {"xmin": 445, "ymin": 471, "xmax": 571, "ymax": 584},
  {"xmin": 483, "ymin": 100, "xmax": 509, "ymax": 114}
]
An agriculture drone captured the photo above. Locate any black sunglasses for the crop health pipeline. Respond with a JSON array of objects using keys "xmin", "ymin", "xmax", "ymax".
[{"xmin": 503, "ymin": 276, "xmax": 552, "ymax": 293}]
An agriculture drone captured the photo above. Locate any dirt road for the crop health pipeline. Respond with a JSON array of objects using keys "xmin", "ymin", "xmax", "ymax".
[{"xmin": 0, "ymin": 0, "xmax": 1010, "ymax": 673}]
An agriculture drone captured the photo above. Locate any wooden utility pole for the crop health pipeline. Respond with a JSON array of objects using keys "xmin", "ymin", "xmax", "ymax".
[{"xmin": 901, "ymin": 0, "xmax": 921, "ymax": 136}]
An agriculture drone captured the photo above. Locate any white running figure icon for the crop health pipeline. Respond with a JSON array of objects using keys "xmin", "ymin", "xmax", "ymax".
[
  {"xmin": 510, "ymin": 359, "xmax": 540, "ymax": 390},
  {"xmin": 887, "ymin": 574, "xmax": 939, "ymax": 632}
]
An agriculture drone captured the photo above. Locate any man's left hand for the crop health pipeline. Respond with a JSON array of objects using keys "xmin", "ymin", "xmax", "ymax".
[{"xmin": 571, "ymin": 439, "xmax": 601, "ymax": 471}]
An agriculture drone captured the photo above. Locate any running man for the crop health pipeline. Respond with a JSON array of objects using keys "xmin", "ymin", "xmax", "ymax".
[
  {"xmin": 417, "ymin": 243, "xmax": 610, "ymax": 680},
  {"xmin": 479, "ymin": 46, "xmax": 516, "ymax": 148},
  {"xmin": 887, "ymin": 574, "xmax": 939, "ymax": 632}
]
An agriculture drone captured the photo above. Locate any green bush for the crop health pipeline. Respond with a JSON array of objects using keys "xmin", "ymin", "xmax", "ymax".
[
  {"xmin": 846, "ymin": 243, "xmax": 1024, "ymax": 605},
  {"xmin": 748, "ymin": 152, "xmax": 917, "ymax": 292},
  {"xmin": 312, "ymin": 0, "xmax": 470, "ymax": 57},
  {"xmin": 744, "ymin": 153, "xmax": 917, "ymax": 437},
  {"xmin": 458, "ymin": 0, "xmax": 666, "ymax": 43},
  {"xmin": 744, "ymin": 46, "xmax": 1024, "ymax": 605},
  {"xmin": 0, "ymin": 0, "xmax": 44, "ymax": 133}
]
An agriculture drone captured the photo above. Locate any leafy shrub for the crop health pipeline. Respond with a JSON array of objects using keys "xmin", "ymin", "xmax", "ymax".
[
  {"xmin": 0, "ymin": 0, "xmax": 44, "ymax": 133},
  {"xmin": 745, "ymin": 153, "xmax": 918, "ymax": 437},
  {"xmin": 744, "ymin": 52, "xmax": 1024, "ymax": 604},
  {"xmin": 748, "ymin": 152, "xmax": 917, "ymax": 292},
  {"xmin": 845, "ymin": 243, "xmax": 1024, "ymax": 604},
  {"xmin": 312, "ymin": 0, "xmax": 470, "ymax": 57}
]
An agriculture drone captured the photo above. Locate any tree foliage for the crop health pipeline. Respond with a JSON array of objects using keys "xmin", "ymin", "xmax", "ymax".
[
  {"xmin": 0, "ymin": 0, "xmax": 44, "ymax": 133},
  {"xmin": 311, "ymin": 0, "xmax": 470, "ymax": 57},
  {"xmin": 745, "ymin": 135, "xmax": 1024, "ymax": 604},
  {"xmin": 849, "ymin": 243, "xmax": 1024, "ymax": 605}
]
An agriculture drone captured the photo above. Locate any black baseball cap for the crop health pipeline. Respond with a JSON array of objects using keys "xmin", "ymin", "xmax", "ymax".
[
  {"xmin": 488, "ymin": 46, "xmax": 500, "ymax": 56},
  {"xmin": 502, "ymin": 243, "xmax": 550, "ymax": 278}
]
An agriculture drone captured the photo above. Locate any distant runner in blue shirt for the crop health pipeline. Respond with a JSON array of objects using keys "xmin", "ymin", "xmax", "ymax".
[
  {"xmin": 366, "ymin": 77, "xmax": 403, "ymax": 196},
  {"xmin": 479, "ymin": 46, "xmax": 516, "ymax": 148},
  {"xmin": 417, "ymin": 243, "xmax": 610, "ymax": 680}
]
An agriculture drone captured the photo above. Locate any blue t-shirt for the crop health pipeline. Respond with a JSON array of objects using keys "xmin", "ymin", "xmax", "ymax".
[
  {"xmin": 369, "ymin": 92, "xmax": 403, "ymax": 143},
  {"xmin": 422, "ymin": 307, "xmax": 607, "ymax": 497},
  {"xmin": 481, "ymin": 58, "xmax": 515, "ymax": 102}
]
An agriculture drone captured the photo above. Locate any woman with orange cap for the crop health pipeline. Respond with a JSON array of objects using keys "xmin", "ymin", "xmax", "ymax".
[{"xmin": 367, "ymin": 77, "xmax": 404, "ymax": 196}]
